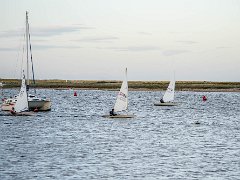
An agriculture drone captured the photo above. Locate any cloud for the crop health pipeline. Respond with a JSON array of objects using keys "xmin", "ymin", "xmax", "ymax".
[
  {"xmin": 138, "ymin": 32, "xmax": 152, "ymax": 35},
  {"xmin": 33, "ymin": 44, "xmax": 82, "ymax": 50},
  {"xmin": 31, "ymin": 25, "xmax": 93, "ymax": 37},
  {"xmin": 0, "ymin": 25, "xmax": 93, "ymax": 38},
  {"xmin": 0, "ymin": 31, "xmax": 22, "ymax": 38},
  {"xmin": 0, "ymin": 47, "xmax": 17, "ymax": 51},
  {"xmin": 216, "ymin": 46, "xmax": 231, "ymax": 49},
  {"xmin": 0, "ymin": 45, "xmax": 81, "ymax": 51},
  {"xmin": 106, "ymin": 46, "xmax": 161, "ymax": 52},
  {"xmin": 73, "ymin": 36, "xmax": 119, "ymax": 43},
  {"xmin": 162, "ymin": 50, "xmax": 189, "ymax": 56},
  {"xmin": 176, "ymin": 40, "xmax": 198, "ymax": 45}
]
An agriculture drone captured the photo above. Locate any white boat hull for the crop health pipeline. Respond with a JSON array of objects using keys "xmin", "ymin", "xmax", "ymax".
[
  {"xmin": 1, "ymin": 100, "xmax": 51, "ymax": 111},
  {"xmin": 154, "ymin": 102, "xmax": 177, "ymax": 106},
  {"xmin": 102, "ymin": 114, "xmax": 135, "ymax": 118},
  {"xmin": 1, "ymin": 103, "xmax": 15, "ymax": 111}
]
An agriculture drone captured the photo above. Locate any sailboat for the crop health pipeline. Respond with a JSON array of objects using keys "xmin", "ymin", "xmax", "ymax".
[
  {"xmin": 102, "ymin": 68, "xmax": 135, "ymax": 118},
  {"xmin": 154, "ymin": 74, "xmax": 177, "ymax": 106},
  {"xmin": 10, "ymin": 71, "xmax": 33, "ymax": 116},
  {"xmin": 1, "ymin": 11, "xmax": 51, "ymax": 112}
]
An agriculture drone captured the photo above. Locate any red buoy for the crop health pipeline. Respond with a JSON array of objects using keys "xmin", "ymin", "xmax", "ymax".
[
  {"xmin": 202, "ymin": 95, "xmax": 207, "ymax": 101},
  {"xmin": 74, "ymin": 91, "xmax": 77, "ymax": 96},
  {"xmin": 34, "ymin": 107, "xmax": 39, "ymax": 112}
]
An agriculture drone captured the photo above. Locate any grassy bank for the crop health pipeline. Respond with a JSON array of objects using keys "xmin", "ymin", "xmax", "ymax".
[{"xmin": 1, "ymin": 79, "xmax": 240, "ymax": 91}]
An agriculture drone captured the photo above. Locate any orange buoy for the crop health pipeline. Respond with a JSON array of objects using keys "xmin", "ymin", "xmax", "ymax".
[
  {"xmin": 202, "ymin": 95, "xmax": 207, "ymax": 101},
  {"xmin": 74, "ymin": 91, "xmax": 77, "ymax": 96}
]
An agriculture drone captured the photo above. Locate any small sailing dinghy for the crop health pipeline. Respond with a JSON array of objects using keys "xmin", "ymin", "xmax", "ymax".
[
  {"xmin": 102, "ymin": 68, "xmax": 135, "ymax": 118},
  {"xmin": 10, "ymin": 72, "xmax": 34, "ymax": 116},
  {"xmin": 154, "ymin": 75, "xmax": 177, "ymax": 106}
]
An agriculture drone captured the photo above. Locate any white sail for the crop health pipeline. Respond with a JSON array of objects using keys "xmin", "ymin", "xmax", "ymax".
[
  {"xmin": 14, "ymin": 73, "xmax": 29, "ymax": 113},
  {"xmin": 162, "ymin": 78, "xmax": 175, "ymax": 103},
  {"xmin": 114, "ymin": 68, "xmax": 128, "ymax": 112}
]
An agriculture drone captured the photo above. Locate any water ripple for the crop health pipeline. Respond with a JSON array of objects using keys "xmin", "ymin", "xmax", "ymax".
[{"xmin": 0, "ymin": 89, "xmax": 239, "ymax": 179}]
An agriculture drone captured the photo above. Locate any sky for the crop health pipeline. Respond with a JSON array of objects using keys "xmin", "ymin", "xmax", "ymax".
[{"xmin": 0, "ymin": 0, "xmax": 240, "ymax": 81}]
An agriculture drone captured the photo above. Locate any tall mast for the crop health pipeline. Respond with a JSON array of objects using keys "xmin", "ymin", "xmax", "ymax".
[{"xmin": 26, "ymin": 11, "xmax": 29, "ymax": 91}]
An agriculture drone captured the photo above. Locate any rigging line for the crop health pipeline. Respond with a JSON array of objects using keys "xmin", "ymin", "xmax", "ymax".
[
  {"xmin": 20, "ymin": 33, "xmax": 25, "ymax": 81},
  {"xmin": 14, "ymin": 28, "xmax": 25, "ymax": 80},
  {"xmin": 28, "ymin": 26, "xmax": 36, "ymax": 94}
]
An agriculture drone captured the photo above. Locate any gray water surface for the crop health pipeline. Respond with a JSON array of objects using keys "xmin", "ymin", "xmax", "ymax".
[{"xmin": 0, "ymin": 89, "xmax": 240, "ymax": 179}]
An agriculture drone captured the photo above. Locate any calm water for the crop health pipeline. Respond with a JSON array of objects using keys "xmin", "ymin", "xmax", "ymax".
[{"xmin": 0, "ymin": 89, "xmax": 240, "ymax": 179}]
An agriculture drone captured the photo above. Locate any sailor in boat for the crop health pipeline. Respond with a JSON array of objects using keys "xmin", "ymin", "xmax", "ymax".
[
  {"xmin": 10, "ymin": 105, "xmax": 33, "ymax": 116},
  {"xmin": 10, "ymin": 107, "xmax": 17, "ymax": 116},
  {"xmin": 109, "ymin": 108, "xmax": 117, "ymax": 116},
  {"xmin": 160, "ymin": 98, "xmax": 164, "ymax": 103}
]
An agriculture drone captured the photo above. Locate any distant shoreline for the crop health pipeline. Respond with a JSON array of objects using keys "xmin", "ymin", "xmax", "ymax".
[
  {"xmin": 2, "ymin": 87, "xmax": 240, "ymax": 92},
  {"xmin": 53, "ymin": 87, "xmax": 240, "ymax": 92},
  {"xmin": 54, "ymin": 88, "xmax": 240, "ymax": 92},
  {"xmin": 1, "ymin": 79, "xmax": 240, "ymax": 92}
]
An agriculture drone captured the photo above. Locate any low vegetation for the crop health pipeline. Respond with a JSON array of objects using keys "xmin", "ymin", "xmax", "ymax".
[{"xmin": 1, "ymin": 79, "xmax": 240, "ymax": 91}]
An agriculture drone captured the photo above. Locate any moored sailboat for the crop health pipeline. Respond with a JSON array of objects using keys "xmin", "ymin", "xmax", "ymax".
[
  {"xmin": 10, "ymin": 72, "xmax": 33, "ymax": 116},
  {"xmin": 1, "ymin": 11, "xmax": 51, "ymax": 112}
]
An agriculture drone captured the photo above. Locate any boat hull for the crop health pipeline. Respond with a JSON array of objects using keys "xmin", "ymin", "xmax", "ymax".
[
  {"xmin": 102, "ymin": 114, "xmax": 135, "ymax": 118},
  {"xmin": 154, "ymin": 102, "xmax": 177, "ymax": 106},
  {"xmin": 1, "ymin": 103, "xmax": 15, "ymax": 111},
  {"xmin": 1, "ymin": 100, "xmax": 51, "ymax": 111},
  {"xmin": 29, "ymin": 100, "xmax": 51, "ymax": 111},
  {"xmin": 10, "ymin": 112, "xmax": 34, "ymax": 116}
]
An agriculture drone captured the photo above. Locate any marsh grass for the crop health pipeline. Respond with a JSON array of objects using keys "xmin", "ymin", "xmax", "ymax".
[{"xmin": 1, "ymin": 79, "xmax": 240, "ymax": 91}]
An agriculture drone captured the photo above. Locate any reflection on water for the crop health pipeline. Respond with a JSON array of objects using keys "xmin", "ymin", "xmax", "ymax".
[{"xmin": 0, "ymin": 89, "xmax": 240, "ymax": 179}]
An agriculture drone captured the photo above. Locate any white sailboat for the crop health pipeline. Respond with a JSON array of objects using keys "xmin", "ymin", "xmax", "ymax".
[
  {"xmin": 14, "ymin": 73, "xmax": 29, "ymax": 113},
  {"xmin": 102, "ymin": 68, "xmax": 135, "ymax": 118},
  {"xmin": 10, "ymin": 72, "xmax": 33, "ymax": 116},
  {"xmin": 1, "ymin": 11, "xmax": 51, "ymax": 112},
  {"xmin": 154, "ymin": 74, "xmax": 177, "ymax": 106}
]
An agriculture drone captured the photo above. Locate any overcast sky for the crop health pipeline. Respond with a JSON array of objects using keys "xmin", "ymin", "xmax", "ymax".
[{"xmin": 0, "ymin": 0, "xmax": 240, "ymax": 81}]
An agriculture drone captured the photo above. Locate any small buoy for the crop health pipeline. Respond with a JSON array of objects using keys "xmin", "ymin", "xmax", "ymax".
[
  {"xmin": 74, "ymin": 91, "xmax": 77, "ymax": 96},
  {"xmin": 202, "ymin": 95, "xmax": 207, "ymax": 101},
  {"xmin": 34, "ymin": 107, "xmax": 38, "ymax": 112},
  {"xmin": 195, "ymin": 121, "xmax": 200, "ymax": 125}
]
